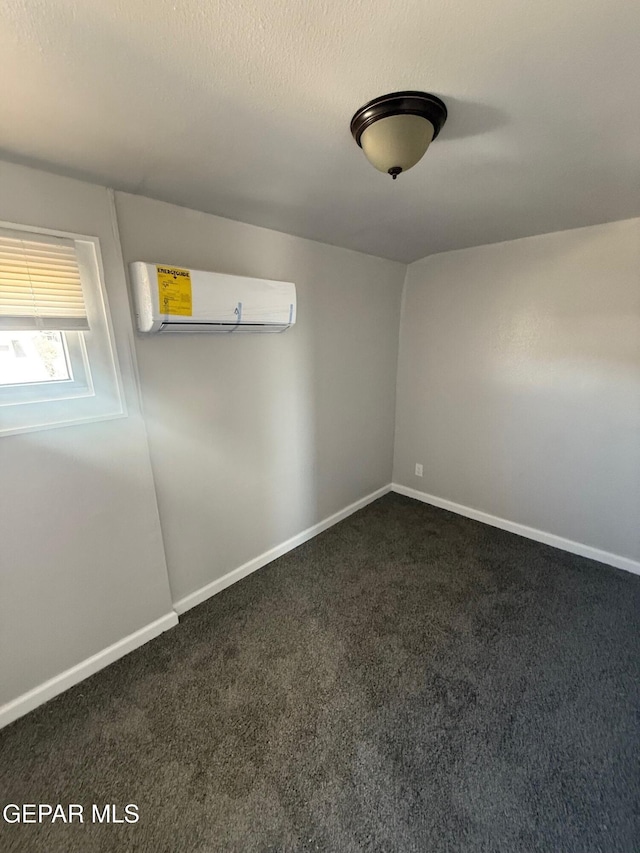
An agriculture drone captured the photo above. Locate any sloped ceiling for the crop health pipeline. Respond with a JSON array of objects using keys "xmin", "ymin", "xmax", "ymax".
[{"xmin": 1, "ymin": 0, "xmax": 638, "ymax": 262}]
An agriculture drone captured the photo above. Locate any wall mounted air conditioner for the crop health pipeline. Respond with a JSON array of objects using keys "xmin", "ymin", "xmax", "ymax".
[{"xmin": 129, "ymin": 262, "xmax": 296, "ymax": 333}]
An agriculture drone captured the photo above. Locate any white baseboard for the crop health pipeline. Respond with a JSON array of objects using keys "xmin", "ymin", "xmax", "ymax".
[
  {"xmin": 0, "ymin": 612, "xmax": 179, "ymax": 730},
  {"xmin": 392, "ymin": 483, "xmax": 640, "ymax": 577},
  {"xmin": 9, "ymin": 481, "xmax": 632, "ymax": 730},
  {"xmin": 2, "ymin": 486, "xmax": 391, "ymax": 728},
  {"xmin": 174, "ymin": 484, "xmax": 392, "ymax": 614}
]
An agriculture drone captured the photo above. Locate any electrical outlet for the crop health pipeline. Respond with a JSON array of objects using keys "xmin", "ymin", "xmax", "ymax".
[{"xmin": 415, "ymin": 463, "xmax": 423, "ymax": 477}]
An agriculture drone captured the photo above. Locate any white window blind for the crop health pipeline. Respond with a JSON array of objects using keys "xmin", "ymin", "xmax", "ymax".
[{"xmin": 0, "ymin": 228, "xmax": 89, "ymax": 331}]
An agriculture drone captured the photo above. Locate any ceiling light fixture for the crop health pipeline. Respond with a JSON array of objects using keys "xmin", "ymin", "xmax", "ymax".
[{"xmin": 350, "ymin": 91, "xmax": 447, "ymax": 180}]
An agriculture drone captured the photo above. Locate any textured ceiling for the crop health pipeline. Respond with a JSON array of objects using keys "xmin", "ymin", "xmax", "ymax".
[{"xmin": 1, "ymin": 0, "xmax": 639, "ymax": 262}]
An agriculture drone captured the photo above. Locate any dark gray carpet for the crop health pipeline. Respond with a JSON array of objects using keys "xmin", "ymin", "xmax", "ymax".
[{"xmin": 1, "ymin": 492, "xmax": 639, "ymax": 852}]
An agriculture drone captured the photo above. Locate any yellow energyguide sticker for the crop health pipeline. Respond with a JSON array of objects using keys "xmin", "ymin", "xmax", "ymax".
[{"xmin": 156, "ymin": 265, "xmax": 192, "ymax": 316}]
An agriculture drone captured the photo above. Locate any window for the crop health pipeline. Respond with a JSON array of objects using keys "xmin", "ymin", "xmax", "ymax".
[{"xmin": 0, "ymin": 224, "xmax": 125, "ymax": 435}]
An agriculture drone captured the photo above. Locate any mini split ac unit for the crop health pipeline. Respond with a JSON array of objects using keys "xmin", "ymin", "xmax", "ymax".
[{"xmin": 129, "ymin": 262, "xmax": 296, "ymax": 333}]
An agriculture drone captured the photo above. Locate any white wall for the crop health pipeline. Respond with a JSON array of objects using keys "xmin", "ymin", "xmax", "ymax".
[
  {"xmin": 394, "ymin": 218, "xmax": 640, "ymax": 563},
  {"xmin": 114, "ymin": 192, "xmax": 405, "ymax": 604},
  {"xmin": 0, "ymin": 163, "xmax": 174, "ymax": 709}
]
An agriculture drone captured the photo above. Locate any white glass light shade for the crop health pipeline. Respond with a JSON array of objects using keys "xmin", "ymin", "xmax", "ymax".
[{"xmin": 360, "ymin": 114, "xmax": 435, "ymax": 175}]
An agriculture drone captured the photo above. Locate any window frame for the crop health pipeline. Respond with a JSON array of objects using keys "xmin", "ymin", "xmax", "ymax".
[{"xmin": 0, "ymin": 221, "xmax": 126, "ymax": 436}]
